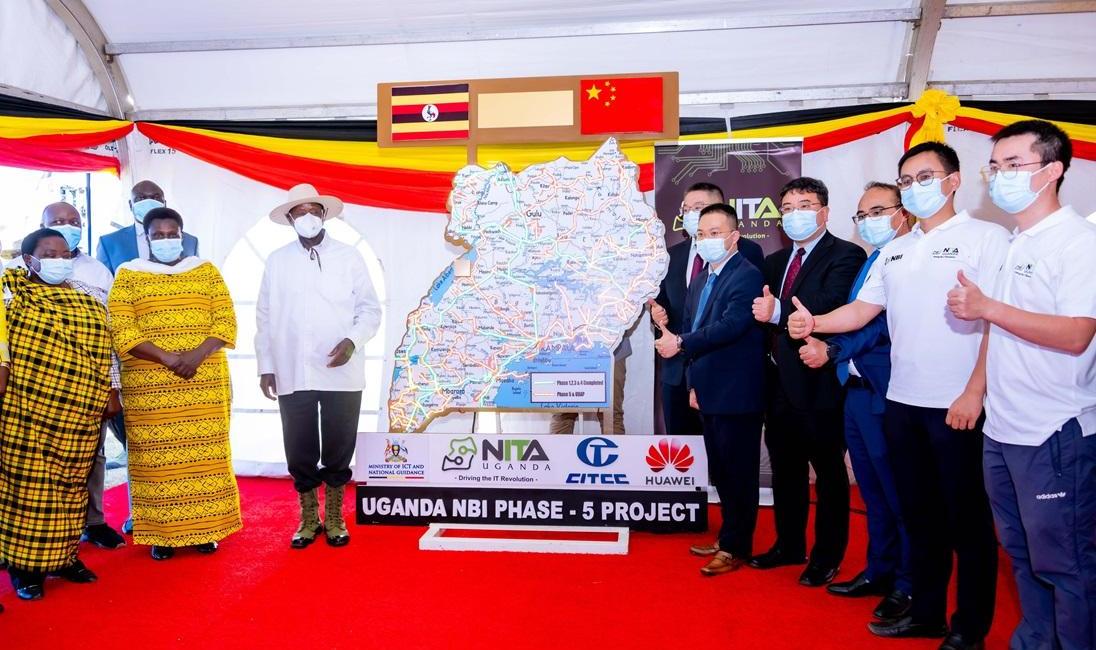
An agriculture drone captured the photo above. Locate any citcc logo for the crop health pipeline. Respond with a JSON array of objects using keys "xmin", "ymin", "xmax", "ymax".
[
  {"xmin": 576, "ymin": 436, "xmax": 619, "ymax": 467},
  {"xmin": 646, "ymin": 438, "xmax": 694, "ymax": 473}
]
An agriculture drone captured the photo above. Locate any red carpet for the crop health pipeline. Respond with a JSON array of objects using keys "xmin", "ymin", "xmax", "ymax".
[{"xmin": 0, "ymin": 478, "xmax": 1020, "ymax": 648}]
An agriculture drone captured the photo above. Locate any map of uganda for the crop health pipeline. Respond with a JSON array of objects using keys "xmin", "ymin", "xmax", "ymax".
[{"xmin": 387, "ymin": 138, "xmax": 669, "ymax": 432}]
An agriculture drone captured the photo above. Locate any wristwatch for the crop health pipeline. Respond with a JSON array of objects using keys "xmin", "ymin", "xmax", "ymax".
[{"xmin": 824, "ymin": 341, "xmax": 841, "ymax": 364}]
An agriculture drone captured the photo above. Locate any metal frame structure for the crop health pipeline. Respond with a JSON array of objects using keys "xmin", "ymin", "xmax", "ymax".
[{"xmin": 34, "ymin": 1, "xmax": 1096, "ymax": 121}]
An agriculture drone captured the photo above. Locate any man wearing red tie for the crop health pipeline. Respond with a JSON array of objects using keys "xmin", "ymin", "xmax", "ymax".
[{"xmin": 750, "ymin": 177, "xmax": 865, "ymax": 587}]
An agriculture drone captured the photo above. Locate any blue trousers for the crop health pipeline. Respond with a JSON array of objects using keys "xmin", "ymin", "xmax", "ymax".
[
  {"xmin": 844, "ymin": 386, "xmax": 912, "ymax": 593},
  {"xmin": 984, "ymin": 418, "xmax": 1096, "ymax": 650}
]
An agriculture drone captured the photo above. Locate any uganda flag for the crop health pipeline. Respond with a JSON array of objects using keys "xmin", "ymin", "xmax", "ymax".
[{"xmin": 390, "ymin": 83, "xmax": 470, "ymax": 142}]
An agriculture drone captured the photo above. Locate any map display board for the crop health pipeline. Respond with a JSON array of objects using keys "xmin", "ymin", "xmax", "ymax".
[{"xmin": 388, "ymin": 139, "xmax": 668, "ymax": 432}]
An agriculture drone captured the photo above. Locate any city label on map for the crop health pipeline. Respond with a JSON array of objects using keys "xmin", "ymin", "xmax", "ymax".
[{"xmin": 387, "ymin": 138, "xmax": 668, "ymax": 432}]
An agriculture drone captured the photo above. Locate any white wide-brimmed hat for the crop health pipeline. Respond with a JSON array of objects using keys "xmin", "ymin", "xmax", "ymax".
[{"xmin": 269, "ymin": 183, "xmax": 344, "ymax": 224}]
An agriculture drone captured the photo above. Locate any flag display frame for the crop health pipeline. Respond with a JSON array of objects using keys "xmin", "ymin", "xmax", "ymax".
[{"xmin": 378, "ymin": 72, "xmax": 679, "ymax": 149}]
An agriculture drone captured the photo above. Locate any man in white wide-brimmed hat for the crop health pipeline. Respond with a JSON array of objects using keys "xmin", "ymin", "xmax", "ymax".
[{"xmin": 255, "ymin": 183, "xmax": 382, "ymax": 549}]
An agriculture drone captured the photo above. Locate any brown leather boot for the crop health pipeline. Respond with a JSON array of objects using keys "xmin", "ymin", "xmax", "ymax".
[{"xmin": 324, "ymin": 483, "xmax": 350, "ymax": 547}]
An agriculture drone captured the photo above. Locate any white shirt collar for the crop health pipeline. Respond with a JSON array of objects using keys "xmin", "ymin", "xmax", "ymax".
[
  {"xmin": 793, "ymin": 231, "xmax": 825, "ymax": 257},
  {"xmin": 1012, "ymin": 205, "xmax": 1079, "ymax": 239}
]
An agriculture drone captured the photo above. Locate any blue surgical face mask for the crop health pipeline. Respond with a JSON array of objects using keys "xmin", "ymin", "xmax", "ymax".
[
  {"xmin": 900, "ymin": 176, "xmax": 952, "ymax": 219},
  {"xmin": 781, "ymin": 210, "xmax": 821, "ymax": 242},
  {"xmin": 150, "ymin": 237, "xmax": 184, "ymax": 263},
  {"xmin": 132, "ymin": 198, "xmax": 165, "ymax": 223},
  {"xmin": 989, "ymin": 165, "xmax": 1051, "ymax": 215},
  {"xmin": 682, "ymin": 210, "xmax": 701, "ymax": 238},
  {"xmin": 33, "ymin": 257, "xmax": 74, "ymax": 284},
  {"xmin": 51, "ymin": 224, "xmax": 83, "ymax": 251},
  {"xmin": 696, "ymin": 236, "xmax": 729, "ymax": 264},
  {"xmin": 858, "ymin": 212, "xmax": 899, "ymax": 249}
]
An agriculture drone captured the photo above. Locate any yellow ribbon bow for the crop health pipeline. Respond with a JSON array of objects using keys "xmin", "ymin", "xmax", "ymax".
[{"xmin": 909, "ymin": 89, "xmax": 961, "ymax": 147}]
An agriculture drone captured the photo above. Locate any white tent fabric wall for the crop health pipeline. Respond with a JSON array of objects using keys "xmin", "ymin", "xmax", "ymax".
[{"xmin": 0, "ymin": 0, "xmax": 106, "ymax": 111}]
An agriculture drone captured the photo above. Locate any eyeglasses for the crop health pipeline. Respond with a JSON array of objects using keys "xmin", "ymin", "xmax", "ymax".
[
  {"xmin": 895, "ymin": 171, "xmax": 950, "ymax": 190},
  {"xmin": 851, "ymin": 206, "xmax": 901, "ymax": 224},
  {"xmin": 778, "ymin": 201, "xmax": 822, "ymax": 215},
  {"xmin": 980, "ymin": 160, "xmax": 1046, "ymax": 182}
]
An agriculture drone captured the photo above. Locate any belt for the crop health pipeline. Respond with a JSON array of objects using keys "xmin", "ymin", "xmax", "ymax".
[{"xmin": 846, "ymin": 375, "xmax": 871, "ymax": 390}]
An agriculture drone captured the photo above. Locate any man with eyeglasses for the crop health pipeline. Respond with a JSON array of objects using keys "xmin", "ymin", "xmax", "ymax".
[
  {"xmin": 749, "ymin": 177, "xmax": 865, "ymax": 588},
  {"xmin": 948, "ymin": 120, "xmax": 1096, "ymax": 650},
  {"xmin": 256, "ymin": 183, "xmax": 382, "ymax": 550},
  {"xmin": 651, "ymin": 183, "xmax": 763, "ymax": 437},
  {"xmin": 796, "ymin": 182, "xmax": 914, "ymax": 624},
  {"xmin": 654, "ymin": 203, "xmax": 766, "ymax": 576},
  {"xmin": 785, "ymin": 142, "xmax": 1008, "ymax": 649}
]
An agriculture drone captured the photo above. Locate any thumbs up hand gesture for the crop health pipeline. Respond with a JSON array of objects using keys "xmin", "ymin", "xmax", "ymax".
[
  {"xmin": 787, "ymin": 296, "xmax": 815, "ymax": 340},
  {"xmin": 798, "ymin": 336, "xmax": 829, "ymax": 368},
  {"xmin": 947, "ymin": 270, "xmax": 990, "ymax": 321},
  {"xmin": 752, "ymin": 285, "xmax": 776, "ymax": 323}
]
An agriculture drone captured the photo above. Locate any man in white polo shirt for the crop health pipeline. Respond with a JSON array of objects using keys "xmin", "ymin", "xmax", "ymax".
[
  {"xmin": 947, "ymin": 120, "xmax": 1096, "ymax": 650},
  {"xmin": 786, "ymin": 141, "xmax": 1009, "ymax": 650}
]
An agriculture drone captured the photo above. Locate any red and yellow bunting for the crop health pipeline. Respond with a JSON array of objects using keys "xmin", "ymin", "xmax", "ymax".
[{"xmin": 2, "ymin": 91, "xmax": 1096, "ymax": 210}]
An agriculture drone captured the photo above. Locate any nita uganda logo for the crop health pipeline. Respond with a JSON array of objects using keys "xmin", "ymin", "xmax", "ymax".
[{"xmin": 646, "ymin": 438, "xmax": 694, "ymax": 473}]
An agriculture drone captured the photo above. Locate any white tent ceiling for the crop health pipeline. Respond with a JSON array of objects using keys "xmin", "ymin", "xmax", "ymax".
[{"xmin": 1, "ymin": 0, "xmax": 1095, "ymax": 119}]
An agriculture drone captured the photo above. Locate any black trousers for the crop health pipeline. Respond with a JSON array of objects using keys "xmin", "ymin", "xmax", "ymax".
[
  {"xmin": 703, "ymin": 412, "xmax": 764, "ymax": 558},
  {"xmin": 278, "ymin": 390, "xmax": 362, "ymax": 493},
  {"xmin": 884, "ymin": 400, "xmax": 998, "ymax": 639},
  {"xmin": 765, "ymin": 381, "xmax": 850, "ymax": 569},
  {"xmin": 661, "ymin": 380, "xmax": 703, "ymax": 436}
]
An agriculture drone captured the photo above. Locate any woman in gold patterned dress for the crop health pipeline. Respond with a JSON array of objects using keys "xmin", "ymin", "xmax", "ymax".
[{"xmin": 108, "ymin": 208, "xmax": 241, "ymax": 560}]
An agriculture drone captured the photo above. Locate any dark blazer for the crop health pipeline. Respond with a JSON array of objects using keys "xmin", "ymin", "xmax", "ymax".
[
  {"xmin": 830, "ymin": 313, "xmax": 890, "ymax": 415},
  {"xmin": 96, "ymin": 227, "xmax": 200, "ymax": 274},
  {"xmin": 680, "ymin": 252, "xmax": 765, "ymax": 415},
  {"xmin": 762, "ymin": 231, "xmax": 866, "ymax": 411},
  {"xmin": 655, "ymin": 236, "xmax": 764, "ymax": 386}
]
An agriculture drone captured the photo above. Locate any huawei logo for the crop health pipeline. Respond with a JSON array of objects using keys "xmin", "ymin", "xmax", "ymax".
[{"xmin": 646, "ymin": 438, "xmax": 694, "ymax": 473}]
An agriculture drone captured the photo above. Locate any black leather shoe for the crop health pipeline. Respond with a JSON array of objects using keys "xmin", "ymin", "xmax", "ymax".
[
  {"xmin": 49, "ymin": 559, "xmax": 97, "ymax": 583},
  {"xmin": 748, "ymin": 547, "xmax": 807, "ymax": 570},
  {"xmin": 827, "ymin": 570, "xmax": 890, "ymax": 597},
  {"xmin": 939, "ymin": 632, "xmax": 985, "ymax": 650},
  {"xmin": 82, "ymin": 523, "xmax": 126, "ymax": 549},
  {"xmin": 868, "ymin": 616, "xmax": 947, "ymax": 638},
  {"xmin": 873, "ymin": 589, "xmax": 912, "ymax": 620},
  {"xmin": 10, "ymin": 573, "xmax": 45, "ymax": 601},
  {"xmin": 194, "ymin": 542, "xmax": 218, "ymax": 554},
  {"xmin": 150, "ymin": 545, "xmax": 175, "ymax": 561},
  {"xmin": 799, "ymin": 564, "xmax": 839, "ymax": 587}
]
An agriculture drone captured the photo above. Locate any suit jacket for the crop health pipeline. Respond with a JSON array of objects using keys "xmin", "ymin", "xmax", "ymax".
[
  {"xmin": 680, "ymin": 253, "xmax": 766, "ymax": 415},
  {"xmin": 655, "ymin": 236, "xmax": 763, "ymax": 386},
  {"xmin": 96, "ymin": 226, "xmax": 200, "ymax": 274},
  {"xmin": 762, "ymin": 231, "xmax": 866, "ymax": 411},
  {"xmin": 829, "ymin": 252, "xmax": 892, "ymax": 415}
]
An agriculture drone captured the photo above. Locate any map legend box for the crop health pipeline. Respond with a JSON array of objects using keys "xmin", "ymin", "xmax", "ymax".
[{"xmin": 530, "ymin": 372, "xmax": 607, "ymax": 403}]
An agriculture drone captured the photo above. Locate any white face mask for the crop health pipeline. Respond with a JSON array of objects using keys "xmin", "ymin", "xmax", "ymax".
[
  {"xmin": 292, "ymin": 214, "xmax": 324, "ymax": 239},
  {"xmin": 682, "ymin": 210, "xmax": 701, "ymax": 238},
  {"xmin": 989, "ymin": 165, "xmax": 1051, "ymax": 214}
]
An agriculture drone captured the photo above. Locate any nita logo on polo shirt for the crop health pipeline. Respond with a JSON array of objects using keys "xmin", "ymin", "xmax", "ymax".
[
  {"xmin": 1013, "ymin": 262, "xmax": 1035, "ymax": 278},
  {"xmin": 931, "ymin": 246, "xmax": 960, "ymax": 259}
]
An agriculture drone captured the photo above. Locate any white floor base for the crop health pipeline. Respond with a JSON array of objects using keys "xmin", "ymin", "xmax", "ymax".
[{"xmin": 419, "ymin": 523, "xmax": 630, "ymax": 555}]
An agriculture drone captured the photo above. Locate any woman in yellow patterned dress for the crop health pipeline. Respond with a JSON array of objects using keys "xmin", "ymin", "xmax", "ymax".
[{"xmin": 108, "ymin": 208, "xmax": 241, "ymax": 560}]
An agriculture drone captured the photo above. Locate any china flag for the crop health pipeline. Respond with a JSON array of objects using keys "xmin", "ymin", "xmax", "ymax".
[{"xmin": 579, "ymin": 76, "xmax": 664, "ymax": 135}]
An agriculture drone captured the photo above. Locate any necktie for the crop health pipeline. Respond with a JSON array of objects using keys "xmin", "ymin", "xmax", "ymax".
[
  {"xmin": 690, "ymin": 252, "xmax": 704, "ymax": 283},
  {"xmin": 691, "ymin": 273, "xmax": 717, "ymax": 332},
  {"xmin": 780, "ymin": 247, "xmax": 806, "ymax": 300}
]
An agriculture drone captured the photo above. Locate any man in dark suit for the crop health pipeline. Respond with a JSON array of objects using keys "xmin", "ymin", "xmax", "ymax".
[
  {"xmin": 654, "ymin": 204, "xmax": 765, "ymax": 576},
  {"xmin": 749, "ymin": 176, "xmax": 865, "ymax": 587},
  {"xmin": 797, "ymin": 182, "xmax": 914, "ymax": 623},
  {"xmin": 654, "ymin": 182, "xmax": 763, "ymax": 436},
  {"xmin": 97, "ymin": 180, "xmax": 199, "ymax": 274}
]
